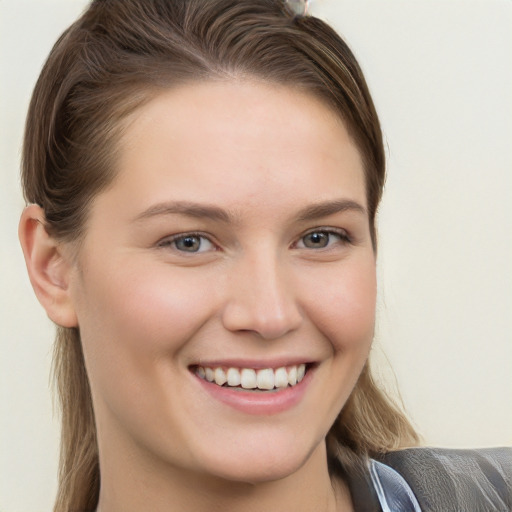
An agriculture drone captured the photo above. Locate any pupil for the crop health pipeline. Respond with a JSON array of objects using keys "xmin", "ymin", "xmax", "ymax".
[
  {"xmin": 306, "ymin": 232, "xmax": 328, "ymax": 248},
  {"xmin": 178, "ymin": 236, "xmax": 200, "ymax": 251}
]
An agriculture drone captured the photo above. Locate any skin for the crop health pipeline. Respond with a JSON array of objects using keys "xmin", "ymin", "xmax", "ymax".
[{"xmin": 20, "ymin": 81, "xmax": 377, "ymax": 511}]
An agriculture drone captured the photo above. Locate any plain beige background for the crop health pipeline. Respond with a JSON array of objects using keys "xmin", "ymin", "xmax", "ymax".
[{"xmin": 1, "ymin": 0, "xmax": 511, "ymax": 510}]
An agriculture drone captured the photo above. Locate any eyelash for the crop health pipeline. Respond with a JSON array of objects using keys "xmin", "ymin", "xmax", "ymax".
[
  {"xmin": 157, "ymin": 227, "xmax": 352, "ymax": 254},
  {"xmin": 293, "ymin": 227, "xmax": 351, "ymax": 250},
  {"xmin": 157, "ymin": 232, "xmax": 216, "ymax": 253}
]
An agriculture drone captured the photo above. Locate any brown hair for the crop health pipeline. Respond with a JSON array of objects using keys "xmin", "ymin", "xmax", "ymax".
[{"xmin": 22, "ymin": 1, "xmax": 419, "ymax": 510}]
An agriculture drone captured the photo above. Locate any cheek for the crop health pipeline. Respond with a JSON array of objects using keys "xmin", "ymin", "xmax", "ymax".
[
  {"xmin": 72, "ymin": 258, "xmax": 221, "ymax": 398},
  {"xmin": 72, "ymin": 258, "xmax": 226, "ymax": 454},
  {"xmin": 79, "ymin": 260, "xmax": 217, "ymax": 345},
  {"xmin": 301, "ymin": 256, "xmax": 377, "ymax": 353},
  {"xmin": 293, "ymin": 255, "xmax": 376, "ymax": 438}
]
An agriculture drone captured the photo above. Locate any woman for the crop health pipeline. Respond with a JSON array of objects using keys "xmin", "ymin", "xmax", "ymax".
[{"xmin": 18, "ymin": 0, "xmax": 423, "ymax": 510}]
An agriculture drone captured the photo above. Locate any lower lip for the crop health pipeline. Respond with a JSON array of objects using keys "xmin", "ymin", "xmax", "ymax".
[{"xmin": 193, "ymin": 368, "xmax": 314, "ymax": 415}]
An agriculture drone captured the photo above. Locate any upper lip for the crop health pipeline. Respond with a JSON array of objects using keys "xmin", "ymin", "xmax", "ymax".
[{"xmin": 190, "ymin": 358, "xmax": 317, "ymax": 370}]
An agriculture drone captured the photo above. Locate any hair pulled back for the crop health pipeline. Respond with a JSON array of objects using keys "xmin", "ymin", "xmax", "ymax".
[{"xmin": 22, "ymin": 1, "xmax": 418, "ymax": 510}]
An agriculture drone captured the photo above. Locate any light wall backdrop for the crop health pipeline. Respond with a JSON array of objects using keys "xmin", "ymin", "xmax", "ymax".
[{"xmin": 1, "ymin": 1, "xmax": 511, "ymax": 510}]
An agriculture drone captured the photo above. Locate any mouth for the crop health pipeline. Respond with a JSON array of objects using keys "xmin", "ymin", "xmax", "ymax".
[{"xmin": 190, "ymin": 363, "xmax": 312, "ymax": 392}]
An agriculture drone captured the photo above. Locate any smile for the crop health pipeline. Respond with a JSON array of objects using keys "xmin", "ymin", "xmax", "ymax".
[{"xmin": 194, "ymin": 364, "xmax": 307, "ymax": 391}]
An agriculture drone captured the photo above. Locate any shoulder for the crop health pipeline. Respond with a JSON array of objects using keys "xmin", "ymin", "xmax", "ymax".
[{"xmin": 377, "ymin": 446, "xmax": 512, "ymax": 512}]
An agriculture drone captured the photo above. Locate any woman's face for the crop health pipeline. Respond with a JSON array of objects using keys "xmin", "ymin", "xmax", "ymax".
[{"xmin": 68, "ymin": 81, "xmax": 376, "ymax": 483}]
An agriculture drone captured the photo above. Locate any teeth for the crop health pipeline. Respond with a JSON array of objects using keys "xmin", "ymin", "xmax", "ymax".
[
  {"xmin": 214, "ymin": 368, "xmax": 227, "ymax": 386},
  {"xmin": 195, "ymin": 364, "xmax": 309, "ymax": 390},
  {"xmin": 227, "ymin": 367, "xmax": 241, "ymax": 386},
  {"xmin": 256, "ymin": 368, "xmax": 274, "ymax": 390},
  {"xmin": 241, "ymin": 368, "xmax": 257, "ymax": 389},
  {"xmin": 274, "ymin": 367, "xmax": 288, "ymax": 388},
  {"xmin": 297, "ymin": 363, "xmax": 306, "ymax": 382},
  {"xmin": 288, "ymin": 366, "xmax": 297, "ymax": 386}
]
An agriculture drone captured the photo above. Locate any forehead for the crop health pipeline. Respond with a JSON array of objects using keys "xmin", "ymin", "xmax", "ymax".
[{"xmin": 97, "ymin": 80, "xmax": 366, "ymax": 220}]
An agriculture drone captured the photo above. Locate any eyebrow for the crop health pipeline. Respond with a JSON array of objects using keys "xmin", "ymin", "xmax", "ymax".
[
  {"xmin": 295, "ymin": 199, "xmax": 367, "ymax": 222},
  {"xmin": 133, "ymin": 201, "xmax": 232, "ymax": 223},
  {"xmin": 133, "ymin": 199, "xmax": 366, "ymax": 224}
]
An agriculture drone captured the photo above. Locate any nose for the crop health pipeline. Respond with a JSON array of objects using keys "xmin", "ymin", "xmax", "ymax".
[{"xmin": 221, "ymin": 250, "xmax": 303, "ymax": 340}]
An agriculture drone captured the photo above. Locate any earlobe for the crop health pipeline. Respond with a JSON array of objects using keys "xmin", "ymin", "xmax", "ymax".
[{"xmin": 18, "ymin": 204, "xmax": 78, "ymax": 328}]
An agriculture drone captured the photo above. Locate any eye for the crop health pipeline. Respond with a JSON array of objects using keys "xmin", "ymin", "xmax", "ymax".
[
  {"xmin": 296, "ymin": 229, "xmax": 349, "ymax": 249},
  {"xmin": 158, "ymin": 233, "xmax": 216, "ymax": 253}
]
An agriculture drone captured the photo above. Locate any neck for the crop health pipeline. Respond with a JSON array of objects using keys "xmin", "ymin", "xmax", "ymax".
[{"xmin": 96, "ymin": 439, "xmax": 353, "ymax": 512}]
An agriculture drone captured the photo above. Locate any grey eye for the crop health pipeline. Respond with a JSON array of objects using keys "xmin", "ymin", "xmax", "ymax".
[
  {"xmin": 158, "ymin": 233, "xmax": 216, "ymax": 254},
  {"xmin": 296, "ymin": 229, "xmax": 349, "ymax": 250},
  {"xmin": 175, "ymin": 235, "xmax": 202, "ymax": 252},
  {"xmin": 302, "ymin": 231, "xmax": 330, "ymax": 249}
]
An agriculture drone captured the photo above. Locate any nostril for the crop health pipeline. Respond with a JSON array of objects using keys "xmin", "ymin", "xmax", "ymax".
[
  {"xmin": 221, "ymin": 305, "xmax": 302, "ymax": 340},
  {"xmin": 220, "ymin": 261, "xmax": 303, "ymax": 339}
]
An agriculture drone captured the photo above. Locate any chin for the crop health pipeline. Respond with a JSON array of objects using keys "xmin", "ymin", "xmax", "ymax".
[
  {"xmin": 193, "ymin": 434, "xmax": 321, "ymax": 484},
  {"xmin": 210, "ymin": 458, "xmax": 308, "ymax": 485}
]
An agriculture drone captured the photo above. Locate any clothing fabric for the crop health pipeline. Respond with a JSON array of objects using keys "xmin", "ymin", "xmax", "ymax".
[
  {"xmin": 348, "ymin": 447, "xmax": 512, "ymax": 512},
  {"xmin": 380, "ymin": 447, "xmax": 512, "ymax": 512},
  {"xmin": 342, "ymin": 457, "xmax": 422, "ymax": 511},
  {"xmin": 370, "ymin": 460, "xmax": 422, "ymax": 512}
]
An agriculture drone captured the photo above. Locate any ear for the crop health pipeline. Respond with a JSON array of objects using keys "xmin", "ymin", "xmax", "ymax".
[{"xmin": 18, "ymin": 204, "xmax": 78, "ymax": 328}]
